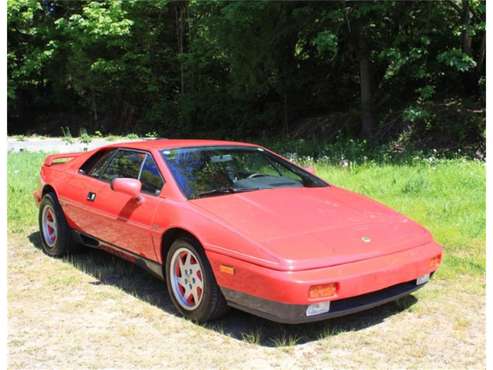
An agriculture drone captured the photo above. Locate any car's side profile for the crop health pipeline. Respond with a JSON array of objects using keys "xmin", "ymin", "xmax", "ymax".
[{"xmin": 34, "ymin": 139, "xmax": 443, "ymax": 323}]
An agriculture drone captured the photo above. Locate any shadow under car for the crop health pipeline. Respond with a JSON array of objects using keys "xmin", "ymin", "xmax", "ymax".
[{"xmin": 28, "ymin": 231, "xmax": 418, "ymax": 347}]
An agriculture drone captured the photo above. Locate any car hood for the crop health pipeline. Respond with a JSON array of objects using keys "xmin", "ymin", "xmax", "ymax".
[{"xmin": 191, "ymin": 186, "xmax": 432, "ymax": 270}]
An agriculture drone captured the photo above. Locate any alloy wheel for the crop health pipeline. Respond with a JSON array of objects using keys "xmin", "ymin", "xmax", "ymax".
[
  {"xmin": 169, "ymin": 247, "xmax": 204, "ymax": 310},
  {"xmin": 41, "ymin": 205, "xmax": 57, "ymax": 248}
]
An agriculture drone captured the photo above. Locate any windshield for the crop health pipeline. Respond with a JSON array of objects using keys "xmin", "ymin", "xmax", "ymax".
[{"xmin": 161, "ymin": 146, "xmax": 328, "ymax": 199}]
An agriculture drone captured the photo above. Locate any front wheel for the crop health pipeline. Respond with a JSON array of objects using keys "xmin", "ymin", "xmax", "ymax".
[{"xmin": 165, "ymin": 237, "xmax": 228, "ymax": 322}]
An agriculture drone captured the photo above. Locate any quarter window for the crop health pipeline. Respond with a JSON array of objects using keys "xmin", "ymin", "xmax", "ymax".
[{"xmin": 81, "ymin": 149, "xmax": 117, "ymax": 177}]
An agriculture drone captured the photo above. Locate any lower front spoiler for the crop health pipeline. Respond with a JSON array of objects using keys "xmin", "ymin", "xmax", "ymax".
[{"xmin": 223, "ymin": 279, "xmax": 427, "ymax": 324}]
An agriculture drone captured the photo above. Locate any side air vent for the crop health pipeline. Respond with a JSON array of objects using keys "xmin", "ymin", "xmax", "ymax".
[{"xmin": 79, "ymin": 233, "xmax": 99, "ymax": 247}]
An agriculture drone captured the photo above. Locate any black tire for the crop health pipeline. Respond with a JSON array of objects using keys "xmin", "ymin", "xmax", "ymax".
[
  {"xmin": 38, "ymin": 192, "xmax": 77, "ymax": 257},
  {"xmin": 165, "ymin": 236, "xmax": 228, "ymax": 322}
]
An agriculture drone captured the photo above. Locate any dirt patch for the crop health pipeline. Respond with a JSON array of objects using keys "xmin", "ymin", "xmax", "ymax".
[{"xmin": 8, "ymin": 230, "xmax": 485, "ymax": 369}]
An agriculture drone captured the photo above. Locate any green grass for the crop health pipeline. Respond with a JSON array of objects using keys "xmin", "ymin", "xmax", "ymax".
[
  {"xmin": 241, "ymin": 328, "xmax": 263, "ymax": 345},
  {"xmin": 7, "ymin": 152, "xmax": 485, "ymax": 279},
  {"xmin": 315, "ymin": 159, "xmax": 485, "ymax": 278},
  {"xmin": 8, "ymin": 152, "xmax": 46, "ymax": 233}
]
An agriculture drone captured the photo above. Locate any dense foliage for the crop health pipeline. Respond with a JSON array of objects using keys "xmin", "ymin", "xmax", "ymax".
[{"xmin": 8, "ymin": 0, "xmax": 485, "ymax": 153}]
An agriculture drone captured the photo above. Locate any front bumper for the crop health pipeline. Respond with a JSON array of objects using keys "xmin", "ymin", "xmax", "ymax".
[
  {"xmin": 223, "ymin": 278, "xmax": 427, "ymax": 324},
  {"xmin": 207, "ymin": 241, "xmax": 442, "ymax": 323}
]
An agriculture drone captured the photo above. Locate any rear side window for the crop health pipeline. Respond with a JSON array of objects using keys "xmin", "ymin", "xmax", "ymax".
[
  {"xmin": 140, "ymin": 155, "xmax": 164, "ymax": 195},
  {"xmin": 99, "ymin": 150, "xmax": 146, "ymax": 182},
  {"xmin": 81, "ymin": 149, "xmax": 117, "ymax": 177}
]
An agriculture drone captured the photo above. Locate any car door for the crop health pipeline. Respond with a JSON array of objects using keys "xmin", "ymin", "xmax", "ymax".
[
  {"xmin": 64, "ymin": 148, "xmax": 165, "ymax": 261},
  {"xmin": 96, "ymin": 150, "xmax": 164, "ymax": 260},
  {"xmin": 62, "ymin": 148, "xmax": 118, "ymax": 238}
]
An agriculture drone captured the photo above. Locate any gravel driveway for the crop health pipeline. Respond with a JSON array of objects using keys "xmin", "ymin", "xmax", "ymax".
[{"xmin": 7, "ymin": 137, "xmax": 141, "ymax": 153}]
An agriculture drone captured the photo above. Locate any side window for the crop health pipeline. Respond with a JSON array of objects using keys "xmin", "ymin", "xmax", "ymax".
[
  {"xmin": 81, "ymin": 149, "xmax": 117, "ymax": 177},
  {"xmin": 99, "ymin": 150, "xmax": 146, "ymax": 182},
  {"xmin": 139, "ymin": 155, "xmax": 164, "ymax": 195}
]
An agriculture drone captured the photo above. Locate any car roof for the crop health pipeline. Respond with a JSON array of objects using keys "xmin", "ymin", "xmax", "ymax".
[{"xmin": 104, "ymin": 139, "xmax": 259, "ymax": 151}]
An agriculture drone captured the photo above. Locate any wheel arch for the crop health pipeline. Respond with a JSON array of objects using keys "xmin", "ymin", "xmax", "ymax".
[
  {"xmin": 42, "ymin": 184, "xmax": 58, "ymax": 198},
  {"xmin": 160, "ymin": 227, "xmax": 204, "ymax": 267}
]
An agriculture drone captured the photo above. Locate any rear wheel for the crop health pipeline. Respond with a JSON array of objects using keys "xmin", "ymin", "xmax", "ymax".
[
  {"xmin": 166, "ymin": 237, "xmax": 228, "ymax": 322},
  {"xmin": 38, "ymin": 193, "xmax": 76, "ymax": 257}
]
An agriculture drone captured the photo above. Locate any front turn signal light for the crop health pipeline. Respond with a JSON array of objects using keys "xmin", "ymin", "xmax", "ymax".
[
  {"xmin": 309, "ymin": 283, "xmax": 338, "ymax": 299},
  {"xmin": 219, "ymin": 264, "xmax": 235, "ymax": 275},
  {"xmin": 429, "ymin": 255, "xmax": 442, "ymax": 270}
]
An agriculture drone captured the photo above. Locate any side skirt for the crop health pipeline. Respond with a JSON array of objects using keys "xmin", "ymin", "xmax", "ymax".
[{"xmin": 72, "ymin": 231, "xmax": 164, "ymax": 280}]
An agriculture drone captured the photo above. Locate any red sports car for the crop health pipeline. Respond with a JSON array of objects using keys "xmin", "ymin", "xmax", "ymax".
[{"xmin": 34, "ymin": 139, "xmax": 442, "ymax": 323}]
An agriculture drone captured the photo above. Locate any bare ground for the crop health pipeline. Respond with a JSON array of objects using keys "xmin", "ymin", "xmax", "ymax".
[
  {"xmin": 8, "ymin": 230, "xmax": 485, "ymax": 369},
  {"xmin": 7, "ymin": 137, "xmax": 141, "ymax": 154}
]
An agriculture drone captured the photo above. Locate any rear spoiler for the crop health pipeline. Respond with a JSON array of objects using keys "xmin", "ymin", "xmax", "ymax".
[{"xmin": 43, "ymin": 152, "xmax": 82, "ymax": 167}]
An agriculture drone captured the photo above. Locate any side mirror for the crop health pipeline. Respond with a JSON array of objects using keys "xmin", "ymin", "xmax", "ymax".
[
  {"xmin": 304, "ymin": 166, "xmax": 316, "ymax": 175},
  {"xmin": 111, "ymin": 178, "xmax": 143, "ymax": 201}
]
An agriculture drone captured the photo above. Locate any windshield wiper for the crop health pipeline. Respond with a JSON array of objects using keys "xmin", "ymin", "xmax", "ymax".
[{"xmin": 196, "ymin": 186, "xmax": 268, "ymax": 198}]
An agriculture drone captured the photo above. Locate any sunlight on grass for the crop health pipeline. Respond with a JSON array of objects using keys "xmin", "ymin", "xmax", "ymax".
[
  {"xmin": 241, "ymin": 328, "xmax": 263, "ymax": 345},
  {"xmin": 8, "ymin": 152, "xmax": 46, "ymax": 233},
  {"xmin": 269, "ymin": 332, "xmax": 302, "ymax": 347},
  {"xmin": 315, "ymin": 159, "xmax": 485, "ymax": 278}
]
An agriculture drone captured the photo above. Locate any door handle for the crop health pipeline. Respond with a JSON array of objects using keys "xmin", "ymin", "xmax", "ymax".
[{"xmin": 87, "ymin": 192, "xmax": 96, "ymax": 201}]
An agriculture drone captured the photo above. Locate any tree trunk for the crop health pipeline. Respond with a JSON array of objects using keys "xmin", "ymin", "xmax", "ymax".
[
  {"xmin": 175, "ymin": 1, "xmax": 186, "ymax": 95},
  {"xmin": 462, "ymin": 0, "xmax": 473, "ymax": 56},
  {"xmin": 461, "ymin": 0, "xmax": 478, "ymax": 93},
  {"xmin": 477, "ymin": 31, "xmax": 486, "ymax": 74},
  {"xmin": 358, "ymin": 30, "xmax": 374, "ymax": 138},
  {"xmin": 283, "ymin": 91, "xmax": 288, "ymax": 137},
  {"xmin": 477, "ymin": 31, "xmax": 485, "ymax": 99},
  {"xmin": 91, "ymin": 91, "xmax": 98, "ymax": 128}
]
